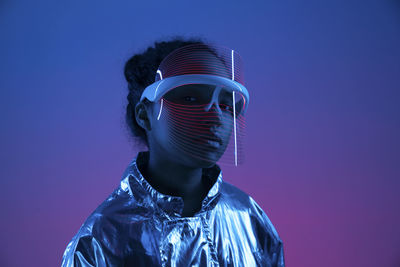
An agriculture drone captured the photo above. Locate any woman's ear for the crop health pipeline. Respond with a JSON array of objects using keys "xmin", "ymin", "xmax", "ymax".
[{"xmin": 135, "ymin": 101, "xmax": 152, "ymax": 132}]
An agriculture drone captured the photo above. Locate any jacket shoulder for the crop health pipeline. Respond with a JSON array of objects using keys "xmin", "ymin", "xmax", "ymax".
[
  {"xmin": 62, "ymin": 178, "xmax": 151, "ymax": 266},
  {"xmin": 219, "ymin": 181, "xmax": 285, "ymax": 266},
  {"xmin": 220, "ymin": 181, "xmax": 281, "ymax": 239},
  {"xmin": 61, "ymin": 187, "xmax": 123, "ymax": 266}
]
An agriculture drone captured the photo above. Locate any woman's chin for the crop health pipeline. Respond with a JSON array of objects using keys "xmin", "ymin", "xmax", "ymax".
[
  {"xmin": 170, "ymin": 144, "xmax": 226, "ymax": 168},
  {"xmin": 186, "ymin": 151, "xmax": 223, "ymax": 168}
]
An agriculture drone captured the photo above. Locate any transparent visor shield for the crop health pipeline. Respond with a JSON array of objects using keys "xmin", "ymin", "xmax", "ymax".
[
  {"xmin": 157, "ymin": 84, "xmax": 246, "ymax": 166},
  {"xmin": 140, "ymin": 43, "xmax": 249, "ymax": 166}
]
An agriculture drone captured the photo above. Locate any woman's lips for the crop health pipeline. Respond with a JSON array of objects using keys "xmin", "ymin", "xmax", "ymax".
[
  {"xmin": 194, "ymin": 133, "xmax": 223, "ymax": 149},
  {"xmin": 204, "ymin": 139, "xmax": 221, "ymax": 149}
]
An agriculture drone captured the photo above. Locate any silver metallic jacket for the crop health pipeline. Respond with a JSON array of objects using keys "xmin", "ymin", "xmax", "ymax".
[{"xmin": 62, "ymin": 151, "xmax": 285, "ymax": 266}]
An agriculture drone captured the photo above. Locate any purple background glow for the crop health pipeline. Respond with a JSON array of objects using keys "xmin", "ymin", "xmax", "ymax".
[{"xmin": 1, "ymin": 0, "xmax": 399, "ymax": 266}]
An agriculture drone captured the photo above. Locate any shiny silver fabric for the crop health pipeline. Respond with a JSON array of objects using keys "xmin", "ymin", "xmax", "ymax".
[{"xmin": 62, "ymin": 151, "xmax": 285, "ymax": 266}]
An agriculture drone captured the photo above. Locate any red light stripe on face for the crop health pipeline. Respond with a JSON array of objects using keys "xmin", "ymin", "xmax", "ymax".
[
  {"xmin": 164, "ymin": 116, "xmax": 245, "ymax": 138},
  {"xmin": 164, "ymin": 113, "xmax": 246, "ymax": 132}
]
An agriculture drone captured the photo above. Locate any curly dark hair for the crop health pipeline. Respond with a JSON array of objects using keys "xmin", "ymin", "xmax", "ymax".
[{"xmin": 124, "ymin": 36, "xmax": 207, "ymax": 148}]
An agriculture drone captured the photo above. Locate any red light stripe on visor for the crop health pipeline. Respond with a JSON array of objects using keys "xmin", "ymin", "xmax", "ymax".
[{"xmin": 155, "ymin": 44, "xmax": 245, "ymax": 85}]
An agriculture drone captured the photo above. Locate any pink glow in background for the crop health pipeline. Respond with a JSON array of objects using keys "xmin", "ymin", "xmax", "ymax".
[{"xmin": 1, "ymin": 0, "xmax": 399, "ymax": 266}]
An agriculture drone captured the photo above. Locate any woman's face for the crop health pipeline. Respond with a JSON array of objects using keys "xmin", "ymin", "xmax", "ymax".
[{"xmin": 147, "ymin": 84, "xmax": 241, "ymax": 168}]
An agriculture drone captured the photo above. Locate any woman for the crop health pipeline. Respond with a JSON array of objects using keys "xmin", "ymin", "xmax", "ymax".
[{"xmin": 61, "ymin": 37, "xmax": 285, "ymax": 267}]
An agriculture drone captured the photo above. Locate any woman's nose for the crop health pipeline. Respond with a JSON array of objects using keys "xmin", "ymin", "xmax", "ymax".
[{"xmin": 204, "ymin": 101, "xmax": 223, "ymax": 126}]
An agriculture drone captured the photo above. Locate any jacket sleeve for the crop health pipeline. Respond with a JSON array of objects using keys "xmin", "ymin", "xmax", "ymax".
[
  {"xmin": 61, "ymin": 235, "xmax": 111, "ymax": 267},
  {"xmin": 249, "ymin": 196, "xmax": 285, "ymax": 267}
]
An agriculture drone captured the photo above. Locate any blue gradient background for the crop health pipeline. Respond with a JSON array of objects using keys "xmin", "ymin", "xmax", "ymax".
[{"xmin": 1, "ymin": 0, "xmax": 399, "ymax": 266}]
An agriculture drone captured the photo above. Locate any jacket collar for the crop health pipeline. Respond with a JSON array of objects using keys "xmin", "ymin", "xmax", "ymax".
[{"xmin": 122, "ymin": 151, "xmax": 223, "ymax": 218}]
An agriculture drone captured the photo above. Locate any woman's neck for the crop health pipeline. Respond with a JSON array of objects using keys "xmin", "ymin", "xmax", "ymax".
[{"xmin": 143, "ymin": 150, "xmax": 206, "ymax": 200}]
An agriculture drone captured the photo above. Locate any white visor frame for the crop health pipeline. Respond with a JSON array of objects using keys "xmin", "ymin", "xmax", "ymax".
[{"xmin": 140, "ymin": 74, "xmax": 250, "ymax": 114}]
